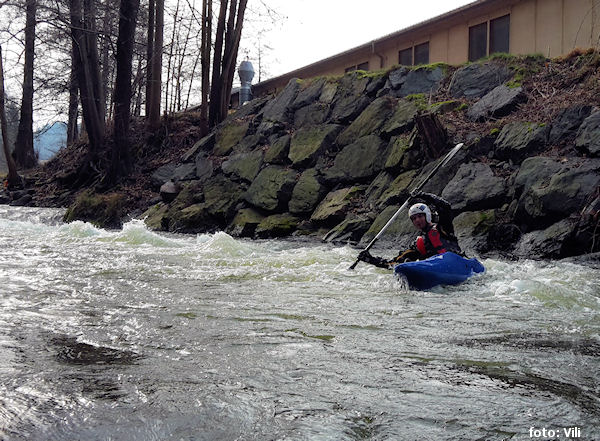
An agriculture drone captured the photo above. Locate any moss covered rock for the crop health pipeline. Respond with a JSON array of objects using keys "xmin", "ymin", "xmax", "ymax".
[
  {"xmin": 288, "ymin": 168, "xmax": 327, "ymax": 214},
  {"xmin": 265, "ymin": 135, "xmax": 290, "ymax": 164},
  {"xmin": 336, "ymin": 96, "xmax": 396, "ymax": 146},
  {"xmin": 310, "ymin": 186, "xmax": 364, "ymax": 224},
  {"xmin": 380, "ymin": 99, "xmax": 418, "ymax": 137},
  {"xmin": 377, "ymin": 169, "xmax": 418, "ymax": 207},
  {"xmin": 213, "ymin": 120, "xmax": 250, "ymax": 156},
  {"xmin": 323, "ymin": 135, "xmax": 386, "ymax": 184},
  {"xmin": 384, "ymin": 132, "xmax": 420, "ymax": 171},
  {"xmin": 244, "ymin": 166, "xmax": 297, "ymax": 212},
  {"xmin": 494, "ymin": 121, "xmax": 548, "ymax": 164},
  {"xmin": 64, "ymin": 191, "xmax": 126, "ymax": 229},
  {"xmin": 255, "ymin": 213, "xmax": 301, "ymax": 238},
  {"xmin": 288, "ymin": 124, "xmax": 342, "ymax": 168},
  {"xmin": 227, "ymin": 208, "xmax": 265, "ymax": 237},
  {"xmin": 221, "ymin": 149, "xmax": 264, "ymax": 182}
]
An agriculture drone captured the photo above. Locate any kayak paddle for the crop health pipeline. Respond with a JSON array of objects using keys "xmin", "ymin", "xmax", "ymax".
[{"xmin": 349, "ymin": 142, "xmax": 464, "ymax": 270}]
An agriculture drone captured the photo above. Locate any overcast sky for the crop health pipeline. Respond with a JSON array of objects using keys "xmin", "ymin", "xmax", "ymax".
[{"xmin": 258, "ymin": 0, "xmax": 476, "ymax": 79}]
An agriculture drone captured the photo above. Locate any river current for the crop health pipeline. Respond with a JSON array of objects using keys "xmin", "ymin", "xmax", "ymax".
[{"xmin": 0, "ymin": 205, "xmax": 598, "ymax": 440}]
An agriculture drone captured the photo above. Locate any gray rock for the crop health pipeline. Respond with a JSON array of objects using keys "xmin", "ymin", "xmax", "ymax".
[
  {"xmin": 151, "ymin": 163, "xmax": 177, "ymax": 189},
  {"xmin": 513, "ymin": 157, "xmax": 564, "ymax": 198},
  {"xmin": 549, "ymin": 105, "xmax": 593, "ymax": 144},
  {"xmin": 289, "ymin": 168, "xmax": 327, "ymax": 214},
  {"xmin": 255, "ymin": 213, "xmax": 301, "ymax": 238},
  {"xmin": 228, "ymin": 96, "xmax": 269, "ymax": 120},
  {"xmin": 173, "ymin": 163, "xmax": 197, "ymax": 181},
  {"xmin": 265, "ymin": 135, "xmax": 290, "ymax": 164},
  {"xmin": 323, "ymin": 215, "xmax": 372, "ymax": 244},
  {"xmin": 453, "ymin": 209, "xmax": 496, "ymax": 254},
  {"xmin": 516, "ymin": 158, "xmax": 600, "ymax": 228},
  {"xmin": 227, "ymin": 207, "xmax": 265, "ymax": 237},
  {"xmin": 359, "ymin": 204, "xmax": 415, "ymax": 248},
  {"xmin": 213, "ymin": 120, "xmax": 250, "ymax": 156},
  {"xmin": 260, "ymin": 78, "xmax": 301, "ymax": 123},
  {"xmin": 494, "ymin": 121, "xmax": 548, "ymax": 164},
  {"xmin": 514, "ymin": 218, "xmax": 576, "ymax": 259},
  {"xmin": 467, "ymin": 85, "xmax": 525, "ymax": 121},
  {"xmin": 396, "ymin": 66, "xmax": 444, "ymax": 98},
  {"xmin": 387, "ymin": 67, "xmax": 409, "ymax": 89},
  {"xmin": 182, "ymin": 133, "xmax": 215, "ymax": 162},
  {"xmin": 336, "ymin": 96, "xmax": 396, "ymax": 146},
  {"xmin": 221, "ymin": 150, "xmax": 264, "ymax": 182},
  {"xmin": 288, "ymin": 124, "xmax": 342, "ymax": 168},
  {"xmin": 442, "ymin": 162, "xmax": 506, "ymax": 211},
  {"xmin": 575, "ymin": 109, "xmax": 600, "ymax": 156},
  {"xmin": 450, "ymin": 63, "xmax": 513, "ymax": 99},
  {"xmin": 323, "ymin": 135, "xmax": 386, "ymax": 184},
  {"xmin": 293, "ymin": 102, "xmax": 330, "ymax": 127},
  {"xmin": 195, "ymin": 153, "xmax": 214, "ymax": 182},
  {"xmin": 310, "ymin": 186, "xmax": 363, "ymax": 225},
  {"xmin": 292, "ymin": 78, "xmax": 325, "ymax": 109},
  {"xmin": 380, "ymin": 100, "xmax": 418, "ymax": 138},
  {"xmin": 243, "ymin": 166, "xmax": 297, "ymax": 212}
]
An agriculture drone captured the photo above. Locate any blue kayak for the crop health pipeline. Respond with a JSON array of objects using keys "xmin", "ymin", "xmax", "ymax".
[{"xmin": 393, "ymin": 252, "xmax": 485, "ymax": 290}]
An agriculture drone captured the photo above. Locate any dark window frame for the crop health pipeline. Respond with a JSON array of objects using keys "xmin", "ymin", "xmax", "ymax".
[
  {"xmin": 398, "ymin": 41, "xmax": 429, "ymax": 66},
  {"xmin": 490, "ymin": 14, "xmax": 510, "ymax": 55},
  {"xmin": 469, "ymin": 14, "xmax": 510, "ymax": 62}
]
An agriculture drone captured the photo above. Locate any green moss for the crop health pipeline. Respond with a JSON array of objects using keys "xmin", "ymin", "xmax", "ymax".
[
  {"xmin": 353, "ymin": 69, "xmax": 386, "ymax": 80},
  {"xmin": 489, "ymin": 128, "xmax": 500, "ymax": 136},
  {"xmin": 176, "ymin": 312, "xmax": 197, "ymax": 319},
  {"xmin": 64, "ymin": 190, "xmax": 125, "ymax": 228},
  {"xmin": 457, "ymin": 102, "xmax": 469, "ymax": 111},
  {"xmin": 404, "ymin": 93, "xmax": 428, "ymax": 110}
]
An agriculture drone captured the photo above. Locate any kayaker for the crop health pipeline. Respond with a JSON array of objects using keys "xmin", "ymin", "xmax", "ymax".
[{"xmin": 357, "ymin": 192, "xmax": 462, "ymax": 268}]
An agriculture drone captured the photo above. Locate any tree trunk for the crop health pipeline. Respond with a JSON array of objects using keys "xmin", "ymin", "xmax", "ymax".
[
  {"xmin": 199, "ymin": 0, "xmax": 211, "ymax": 132},
  {"xmin": 414, "ymin": 113, "xmax": 448, "ymax": 159},
  {"xmin": 147, "ymin": 0, "xmax": 163, "ymax": 129},
  {"xmin": 208, "ymin": 0, "xmax": 247, "ymax": 128},
  {"xmin": 67, "ymin": 42, "xmax": 79, "ymax": 144},
  {"xmin": 145, "ymin": 0, "xmax": 155, "ymax": 117},
  {"xmin": 0, "ymin": 46, "xmax": 21, "ymax": 188},
  {"xmin": 208, "ymin": 0, "xmax": 228, "ymax": 128},
  {"xmin": 13, "ymin": 0, "xmax": 37, "ymax": 169},
  {"xmin": 109, "ymin": 0, "xmax": 140, "ymax": 184},
  {"xmin": 70, "ymin": 0, "xmax": 105, "ymax": 173}
]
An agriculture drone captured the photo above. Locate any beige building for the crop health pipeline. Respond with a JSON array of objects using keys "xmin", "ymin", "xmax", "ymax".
[{"xmin": 250, "ymin": 0, "xmax": 600, "ymax": 98}]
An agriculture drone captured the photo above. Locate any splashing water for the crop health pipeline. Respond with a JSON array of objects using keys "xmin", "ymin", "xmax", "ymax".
[{"xmin": 0, "ymin": 205, "xmax": 598, "ymax": 440}]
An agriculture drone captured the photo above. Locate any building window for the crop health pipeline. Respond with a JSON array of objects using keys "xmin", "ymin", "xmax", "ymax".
[
  {"xmin": 469, "ymin": 15, "xmax": 510, "ymax": 61},
  {"xmin": 398, "ymin": 42, "xmax": 429, "ymax": 66},
  {"xmin": 490, "ymin": 14, "xmax": 510, "ymax": 54},
  {"xmin": 469, "ymin": 22, "xmax": 488, "ymax": 61},
  {"xmin": 414, "ymin": 42, "xmax": 429, "ymax": 65},
  {"xmin": 345, "ymin": 61, "xmax": 369, "ymax": 73},
  {"xmin": 399, "ymin": 47, "xmax": 413, "ymax": 66}
]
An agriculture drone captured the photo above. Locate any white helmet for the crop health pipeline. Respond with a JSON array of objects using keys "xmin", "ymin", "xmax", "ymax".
[{"xmin": 408, "ymin": 203, "xmax": 431, "ymax": 223}]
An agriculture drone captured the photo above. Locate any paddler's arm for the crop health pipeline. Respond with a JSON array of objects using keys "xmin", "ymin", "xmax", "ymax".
[
  {"xmin": 411, "ymin": 192, "xmax": 456, "ymax": 235},
  {"xmin": 357, "ymin": 250, "xmax": 394, "ymax": 269}
]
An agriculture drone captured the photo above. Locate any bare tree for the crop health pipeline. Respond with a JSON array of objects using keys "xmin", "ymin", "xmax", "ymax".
[
  {"xmin": 13, "ymin": 0, "xmax": 37, "ymax": 169},
  {"xmin": 146, "ymin": 0, "xmax": 163, "ymax": 129},
  {"xmin": 109, "ymin": 0, "xmax": 140, "ymax": 183}
]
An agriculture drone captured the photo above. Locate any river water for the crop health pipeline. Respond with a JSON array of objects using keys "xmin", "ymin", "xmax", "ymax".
[{"xmin": 0, "ymin": 205, "xmax": 598, "ymax": 441}]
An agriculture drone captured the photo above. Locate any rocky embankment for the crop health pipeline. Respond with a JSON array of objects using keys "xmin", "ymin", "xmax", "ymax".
[{"xmin": 6, "ymin": 52, "xmax": 600, "ymax": 259}]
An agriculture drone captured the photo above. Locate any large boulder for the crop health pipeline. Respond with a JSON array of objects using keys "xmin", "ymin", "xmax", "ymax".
[
  {"xmin": 575, "ymin": 109, "xmax": 600, "ymax": 156},
  {"xmin": 449, "ymin": 62, "xmax": 513, "ymax": 99},
  {"xmin": 260, "ymin": 78, "xmax": 301, "ymax": 123},
  {"xmin": 376, "ymin": 169, "xmax": 418, "ymax": 208},
  {"xmin": 383, "ymin": 132, "xmax": 421, "ymax": 171},
  {"xmin": 549, "ymin": 105, "xmax": 593, "ymax": 144},
  {"xmin": 396, "ymin": 66, "xmax": 444, "ymax": 98},
  {"xmin": 512, "ymin": 156, "xmax": 565, "ymax": 199},
  {"xmin": 291, "ymin": 78, "xmax": 326, "ymax": 109},
  {"xmin": 221, "ymin": 150, "xmax": 264, "ymax": 182},
  {"xmin": 293, "ymin": 102, "xmax": 330, "ymax": 127},
  {"xmin": 195, "ymin": 153, "xmax": 214, "ymax": 182},
  {"xmin": 243, "ymin": 166, "xmax": 297, "ymax": 212},
  {"xmin": 213, "ymin": 120, "xmax": 250, "ymax": 156},
  {"xmin": 323, "ymin": 214, "xmax": 373, "ymax": 244},
  {"xmin": 255, "ymin": 213, "xmax": 301, "ymax": 238},
  {"xmin": 359, "ymin": 204, "xmax": 415, "ymax": 247},
  {"xmin": 288, "ymin": 168, "xmax": 327, "ymax": 214},
  {"xmin": 310, "ymin": 186, "xmax": 364, "ymax": 225},
  {"xmin": 466, "ymin": 85, "xmax": 525, "ymax": 121},
  {"xmin": 515, "ymin": 158, "xmax": 600, "ymax": 228},
  {"xmin": 452, "ymin": 209, "xmax": 496, "ymax": 254},
  {"xmin": 288, "ymin": 124, "xmax": 342, "ymax": 168},
  {"xmin": 513, "ymin": 219, "xmax": 577, "ymax": 259},
  {"xmin": 182, "ymin": 132, "xmax": 215, "ymax": 162},
  {"xmin": 442, "ymin": 162, "xmax": 506, "ymax": 211},
  {"xmin": 264, "ymin": 135, "xmax": 290, "ymax": 164},
  {"xmin": 380, "ymin": 100, "xmax": 418, "ymax": 138},
  {"xmin": 494, "ymin": 121, "xmax": 548, "ymax": 164},
  {"xmin": 227, "ymin": 207, "xmax": 265, "ymax": 237},
  {"xmin": 323, "ymin": 135, "xmax": 386, "ymax": 184},
  {"xmin": 329, "ymin": 73, "xmax": 373, "ymax": 123},
  {"xmin": 336, "ymin": 96, "xmax": 396, "ymax": 146}
]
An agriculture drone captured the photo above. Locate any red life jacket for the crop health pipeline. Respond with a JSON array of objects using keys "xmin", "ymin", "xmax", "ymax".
[{"xmin": 415, "ymin": 224, "xmax": 448, "ymax": 257}]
